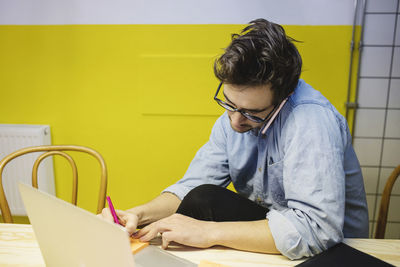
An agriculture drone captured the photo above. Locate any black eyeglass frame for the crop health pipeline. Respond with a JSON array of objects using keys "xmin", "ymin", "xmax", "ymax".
[{"xmin": 213, "ymin": 82, "xmax": 278, "ymax": 123}]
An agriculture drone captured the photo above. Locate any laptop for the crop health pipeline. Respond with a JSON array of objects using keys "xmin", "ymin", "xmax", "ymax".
[{"xmin": 18, "ymin": 183, "xmax": 196, "ymax": 267}]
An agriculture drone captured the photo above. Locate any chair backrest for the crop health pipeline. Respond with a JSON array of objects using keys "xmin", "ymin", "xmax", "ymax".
[
  {"xmin": 0, "ymin": 145, "xmax": 107, "ymax": 223},
  {"xmin": 375, "ymin": 165, "xmax": 400, "ymax": 239}
]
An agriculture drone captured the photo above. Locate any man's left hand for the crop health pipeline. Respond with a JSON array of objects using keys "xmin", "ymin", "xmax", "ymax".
[{"xmin": 134, "ymin": 213, "xmax": 216, "ymax": 249}]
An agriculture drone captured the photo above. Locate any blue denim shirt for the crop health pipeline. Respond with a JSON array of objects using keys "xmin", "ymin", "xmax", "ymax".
[{"xmin": 163, "ymin": 79, "xmax": 369, "ymax": 259}]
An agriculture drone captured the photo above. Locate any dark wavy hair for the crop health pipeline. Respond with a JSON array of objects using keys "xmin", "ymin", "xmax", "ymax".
[{"xmin": 214, "ymin": 18, "xmax": 302, "ymax": 105}]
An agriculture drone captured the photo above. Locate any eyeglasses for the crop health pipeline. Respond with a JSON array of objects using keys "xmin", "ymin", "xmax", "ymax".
[{"xmin": 214, "ymin": 82, "xmax": 278, "ymax": 123}]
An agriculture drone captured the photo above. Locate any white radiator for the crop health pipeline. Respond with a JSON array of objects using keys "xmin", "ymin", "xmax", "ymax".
[{"xmin": 0, "ymin": 124, "xmax": 55, "ymax": 216}]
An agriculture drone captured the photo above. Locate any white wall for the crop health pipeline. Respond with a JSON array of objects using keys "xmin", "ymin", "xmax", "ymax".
[{"xmin": 0, "ymin": 0, "xmax": 355, "ymax": 25}]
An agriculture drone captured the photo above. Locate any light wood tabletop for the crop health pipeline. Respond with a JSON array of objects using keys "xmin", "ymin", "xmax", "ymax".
[{"xmin": 0, "ymin": 223, "xmax": 399, "ymax": 267}]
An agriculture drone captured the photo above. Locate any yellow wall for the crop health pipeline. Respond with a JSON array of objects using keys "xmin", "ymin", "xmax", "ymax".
[{"xmin": 0, "ymin": 24, "xmax": 354, "ymax": 214}]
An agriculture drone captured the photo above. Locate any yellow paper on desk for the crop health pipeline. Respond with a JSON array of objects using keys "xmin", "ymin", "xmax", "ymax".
[
  {"xmin": 199, "ymin": 260, "xmax": 231, "ymax": 267},
  {"xmin": 130, "ymin": 238, "xmax": 149, "ymax": 254}
]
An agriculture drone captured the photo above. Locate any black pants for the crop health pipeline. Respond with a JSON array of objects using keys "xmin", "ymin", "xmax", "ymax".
[{"xmin": 176, "ymin": 184, "xmax": 269, "ymax": 221}]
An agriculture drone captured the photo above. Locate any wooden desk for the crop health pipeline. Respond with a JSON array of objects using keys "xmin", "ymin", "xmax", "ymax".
[{"xmin": 1, "ymin": 223, "xmax": 399, "ymax": 267}]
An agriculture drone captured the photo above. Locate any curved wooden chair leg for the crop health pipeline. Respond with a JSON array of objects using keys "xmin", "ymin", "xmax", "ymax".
[{"xmin": 375, "ymin": 165, "xmax": 400, "ymax": 239}]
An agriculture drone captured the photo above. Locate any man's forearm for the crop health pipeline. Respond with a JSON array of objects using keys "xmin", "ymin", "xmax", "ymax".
[
  {"xmin": 126, "ymin": 192, "xmax": 181, "ymax": 227},
  {"xmin": 208, "ymin": 219, "xmax": 280, "ymax": 254}
]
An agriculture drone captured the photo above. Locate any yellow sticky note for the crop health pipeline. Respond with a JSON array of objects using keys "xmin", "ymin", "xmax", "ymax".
[
  {"xmin": 130, "ymin": 238, "xmax": 149, "ymax": 254},
  {"xmin": 198, "ymin": 260, "xmax": 231, "ymax": 267}
]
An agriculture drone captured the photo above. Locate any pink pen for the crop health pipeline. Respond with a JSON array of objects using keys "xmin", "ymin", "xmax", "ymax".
[{"xmin": 106, "ymin": 196, "xmax": 121, "ymax": 225}]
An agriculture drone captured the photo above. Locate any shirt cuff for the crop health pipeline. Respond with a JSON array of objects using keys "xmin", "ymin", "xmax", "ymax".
[{"xmin": 162, "ymin": 183, "xmax": 192, "ymax": 200}]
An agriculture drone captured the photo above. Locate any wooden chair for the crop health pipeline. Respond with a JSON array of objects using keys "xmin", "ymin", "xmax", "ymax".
[
  {"xmin": 0, "ymin": 145, "xmax": 107, "ymax": 223},
  {"xmin": 375, "ymin": 165, "xmax": 400, "ymax": 239}
]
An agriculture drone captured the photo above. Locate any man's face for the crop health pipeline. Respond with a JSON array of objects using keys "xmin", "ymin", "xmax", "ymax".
[{"xmin": 223, "ymin": 83, "xmax": 275, "ymax": 133}]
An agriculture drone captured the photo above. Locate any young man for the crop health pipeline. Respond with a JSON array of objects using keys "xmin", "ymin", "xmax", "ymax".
[{"xmin": 101, "ymin": 19, "xmax": 369, "ymax": 259}]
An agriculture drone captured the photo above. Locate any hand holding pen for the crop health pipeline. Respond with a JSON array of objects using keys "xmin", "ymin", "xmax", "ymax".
[{"xmin": 98, "ymin": 196, "xmax": 139, "ymax": 235}]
